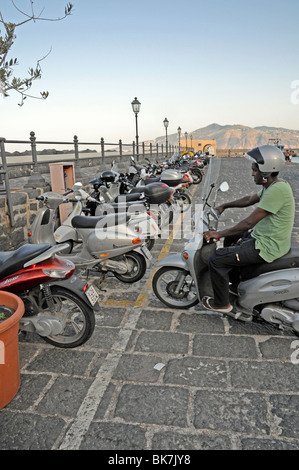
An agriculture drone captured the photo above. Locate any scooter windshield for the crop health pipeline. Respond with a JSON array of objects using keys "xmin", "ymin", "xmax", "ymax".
[
  {"xmin": 201, "ymin": 156, "xmax": 221, "ymax": 203},
  {"xmin": 191, "ymin": 156, "xmax": 222, "ymax": 236}
]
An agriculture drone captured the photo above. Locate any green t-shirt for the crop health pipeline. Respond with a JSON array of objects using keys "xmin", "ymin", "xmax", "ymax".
[{"xmin": 252, "ymin": 180, "xmax": 295, "ymax": 262}]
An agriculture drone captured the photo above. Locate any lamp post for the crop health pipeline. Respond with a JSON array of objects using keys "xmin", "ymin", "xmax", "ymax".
[
  {"xmin": 131, "ymin": 97, "xmax": 141, "ymax": 159},
  {"xmin": 177, "ymin": 126, "xmax": 181, "ymax": 155},
  {"xmin": 184, "ymin": 131, "xmax": 188, "ymax": 150},
  {"xmin": 190, "ymin": 134, "xmax": 193, "ymax": 152},
  {"xmin": 163, "ymin": 117, "xmax": 169, "ymax": 157}
]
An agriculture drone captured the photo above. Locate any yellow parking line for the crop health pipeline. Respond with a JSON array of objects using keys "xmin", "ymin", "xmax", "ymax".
[{"xmin": 104, "ymin": 184, "xmax": 197, "ymax": 307}]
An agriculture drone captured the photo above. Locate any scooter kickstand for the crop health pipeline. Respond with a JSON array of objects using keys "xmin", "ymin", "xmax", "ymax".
[{"xmin": 227, "ymin": 309, "xmax": 253, "ymax": 322}]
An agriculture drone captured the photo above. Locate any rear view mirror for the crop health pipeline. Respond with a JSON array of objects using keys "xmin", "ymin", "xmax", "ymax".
[{"xmin": 219, "ymin": 181, "xmax": 229, "ymax": 192}]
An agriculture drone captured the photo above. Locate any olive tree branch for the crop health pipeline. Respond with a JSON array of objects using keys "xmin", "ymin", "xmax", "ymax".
[{"xmin": 0, "ymin": 1, "xmax": 73, "ymax": 104}]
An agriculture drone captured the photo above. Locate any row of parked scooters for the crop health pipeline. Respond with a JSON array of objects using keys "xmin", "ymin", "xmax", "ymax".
[
  {"xmin": 0, "ymin": 153, "xmax": 205, "ymax": 349},
  {"xmin": 2, "ymin": 150, "xmax": 298, "ymax": 353}
]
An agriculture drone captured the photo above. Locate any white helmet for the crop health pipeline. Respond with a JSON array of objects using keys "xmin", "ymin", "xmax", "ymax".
[{"xmin": 246, "ymin": 145, "xmax": 285, "ymax": 176}]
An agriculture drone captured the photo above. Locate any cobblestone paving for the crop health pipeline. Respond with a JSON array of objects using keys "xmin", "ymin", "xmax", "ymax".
[{"xmin": 1, "ymin": 157, "xmax": 299, "ymax": 450}]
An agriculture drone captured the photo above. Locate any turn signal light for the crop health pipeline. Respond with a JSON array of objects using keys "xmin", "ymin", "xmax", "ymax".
[
  {"xmin": 132, "ymin": 238, "xmax": 142, "ymax": 245},
  {"xmin": 182, "ymin": 252, "xmax": 189, "ymax": 259}
]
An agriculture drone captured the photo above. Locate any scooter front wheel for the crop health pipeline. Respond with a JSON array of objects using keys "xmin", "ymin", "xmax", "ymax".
[
  {"xmin": 153, "ymin": 266, "xmax": 199, "ymax": 309},
  {"xmin": 114, "ymin": 251, "xmax": 147, "ymax": 283}
]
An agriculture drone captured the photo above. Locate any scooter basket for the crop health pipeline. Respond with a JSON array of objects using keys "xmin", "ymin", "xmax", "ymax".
[
  {"xmin": 144, "ymin": 182, "xmax": 171, "ymax": 204},
  {"xmin": 160, "ymin": 169, "xmax": 183, "ymax": 187}
]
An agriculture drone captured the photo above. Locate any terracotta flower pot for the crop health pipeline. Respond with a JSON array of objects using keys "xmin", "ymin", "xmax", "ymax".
[{"xmin": 0, "ymin": 291, "xmax": 25, "ymax": 410}]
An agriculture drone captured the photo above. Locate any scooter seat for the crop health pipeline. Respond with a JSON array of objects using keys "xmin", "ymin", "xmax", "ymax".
[
  {"xmin": 239, "ymin": 247, "xmax": 299, "ymax": 281},
  {"xmin": 71, "ymin": 213, "xmax": 131, "ymax": 229},
  {"xmin": 0, "ymin": 243, "xmax": 51, "ymax": 280}
]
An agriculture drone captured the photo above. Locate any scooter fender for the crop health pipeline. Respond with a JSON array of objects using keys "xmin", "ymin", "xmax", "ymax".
[
  {"xmin": 238, "ymin": 268, "xmax": 299, "ymax": 314},
  {"xmin": 49, "ymin": 276, "xmax": 101, "ymax": 312},
  {"xmin": 155, "ymin": 253, "xmax": 188, "ymax": 270}
]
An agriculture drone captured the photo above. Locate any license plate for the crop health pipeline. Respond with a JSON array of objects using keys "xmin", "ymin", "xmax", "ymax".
[
  {"xmin": 142, "ymin": 245, "xmax": 153, "ymax": 262},
  {"xmin": 85, "ymin": 285, "xmax": 100, "ymax": 306}
]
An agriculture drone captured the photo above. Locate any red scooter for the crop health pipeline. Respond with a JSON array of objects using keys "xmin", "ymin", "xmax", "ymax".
[{"xmin": 0, "ymin": 242, "xmax": 99, "ymax": 348}]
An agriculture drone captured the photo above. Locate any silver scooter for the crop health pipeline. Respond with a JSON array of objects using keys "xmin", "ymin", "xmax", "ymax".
[
  {"xmin": 28, "ymin": 185, "xmax": 153, "ymax": 283},
  {"xmin": 63, "ymin": 182, "xmax": 160, "ymax": 251},
  {"xmin": 152, "ymin": 157, "xmax": 299, "ymax": 337}
]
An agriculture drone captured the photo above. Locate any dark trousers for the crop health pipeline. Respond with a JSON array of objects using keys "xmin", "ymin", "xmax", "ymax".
[{"xmin": 208, "ymin": 234, "xmax": 264, "ymax": 307}]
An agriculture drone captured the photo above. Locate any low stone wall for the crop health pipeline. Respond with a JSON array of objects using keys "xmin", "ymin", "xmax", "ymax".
[
  {"xmin": 0, "ymin": 188, "xmax": 44, "ymax": 251},
  {"xmin": 0, "ymin": 153, "xmax": 132, "ymax": 251}
]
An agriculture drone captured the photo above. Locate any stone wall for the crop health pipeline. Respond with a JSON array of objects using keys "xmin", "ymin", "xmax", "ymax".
[
  {"xmin": 0, "ymin": 153, "xmax": 131, "ymax": 251},
  {"xmin": 0, "ymin": 188, "xmax": 44, "ymax": 251}
]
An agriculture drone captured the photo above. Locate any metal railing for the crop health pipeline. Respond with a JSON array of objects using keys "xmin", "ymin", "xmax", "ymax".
[{"xmin": 0, "ymin": 132, "xmax": 178, "ymax": 171}]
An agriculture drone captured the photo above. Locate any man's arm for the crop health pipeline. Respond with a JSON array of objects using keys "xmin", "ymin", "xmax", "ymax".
[{"xmin": 216, "ymin": 193, "xmax": 260, "ymax": 214}]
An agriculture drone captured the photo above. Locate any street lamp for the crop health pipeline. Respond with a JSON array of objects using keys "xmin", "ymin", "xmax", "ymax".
[
  {"xmin": 163, "ymin": 117, "xmax": 169, "ymax": 157},
  {"xmin": 177, "ymin": 126, "xmax": 181, "ymax": 155},
  {"xmin": 131, "ymin": 97, "xmax": 141, "ymax": 159},
  {"xmin": 184, "ymin": 131, "xmax": 188, "ymax": 150}
]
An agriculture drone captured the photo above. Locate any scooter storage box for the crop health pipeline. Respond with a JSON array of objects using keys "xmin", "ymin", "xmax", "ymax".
[
  {"xmin": 160, "ymin": 169, "xmax": 183, "ymax": 187},
  {"xmin": 144, "ymin": 182, "xmax": 171, "ymax": 204}
]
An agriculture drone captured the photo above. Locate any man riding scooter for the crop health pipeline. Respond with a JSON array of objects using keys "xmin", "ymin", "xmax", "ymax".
[{"xmin": 202, "ymin": 145, "xmax": 295, "ymax": 313}]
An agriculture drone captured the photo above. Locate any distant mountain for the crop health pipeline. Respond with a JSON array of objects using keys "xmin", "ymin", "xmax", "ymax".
[{"xmin": 153, "ymin": 123, "xmax": 299, "ymax": 149}]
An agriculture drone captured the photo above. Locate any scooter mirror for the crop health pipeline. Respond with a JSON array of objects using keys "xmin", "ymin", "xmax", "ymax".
[
  {"xmin": 73, "ymin": 182, "xmax": 83, "ymax": 191},
  {"xmin": 219, "ymin": 181, "xmax": 229, "ymax": 192}
]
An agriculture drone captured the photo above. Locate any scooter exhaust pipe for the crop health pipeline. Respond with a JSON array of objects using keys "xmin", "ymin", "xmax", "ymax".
[
  {"xmin": 100, "ymin": 259, "xmax": 128, "ymax": 274},
  {"xmin": 260, "ymin": 305, "xmax": 299, "ymax": 332}
]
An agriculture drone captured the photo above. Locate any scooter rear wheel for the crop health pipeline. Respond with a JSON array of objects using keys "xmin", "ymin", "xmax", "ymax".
[
  {"xmin": 41, "ymin": 286, "xmax": 95, "ymax": 348},
  {"xmin": 191, "ymin": 170, "xmax": 202, "ymax": 184},
  {"xmin": 174, "ymin": 193, "xmax": 192, "ymax": 212},
  {"xmin": 153, "ymin": 266, "xmax": 199, "ymax": 308},
  {"xmin": 145, "ymin": 237, "xmax": 155, "ymax": 251},
  {"xmin": 113, "ymin": 251, "xmax": 147, "ymax": 283}
]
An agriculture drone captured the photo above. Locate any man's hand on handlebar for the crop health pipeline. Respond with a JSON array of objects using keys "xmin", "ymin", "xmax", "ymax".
[{"xmin": 204, "ymin": 230, "xmax": 221, "ymax": 242}]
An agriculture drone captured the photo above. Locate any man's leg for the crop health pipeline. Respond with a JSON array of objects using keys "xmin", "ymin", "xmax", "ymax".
[{"xmin": 208, "ymin": 238, "xmax": 264, "ymax": 308}]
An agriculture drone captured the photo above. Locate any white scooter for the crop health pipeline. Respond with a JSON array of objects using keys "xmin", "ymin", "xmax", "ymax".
[
  {"xmin": 152, "ymin": 157, "xmax": 299, "ymax": 337},
  {"xmin": 28, "ymin": 184, "xmax": 153, "ymax": 283}
]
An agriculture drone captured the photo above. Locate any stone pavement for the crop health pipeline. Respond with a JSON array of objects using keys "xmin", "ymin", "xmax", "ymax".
[{"xmin": 0, "ymin": 157, "xmax": 299, "ymax": 451}]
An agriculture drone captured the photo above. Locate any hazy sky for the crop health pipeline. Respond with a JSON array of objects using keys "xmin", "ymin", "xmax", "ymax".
[{"xmin": 1, "ymin": 0, "xmax": 299, "ymax": 150}]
